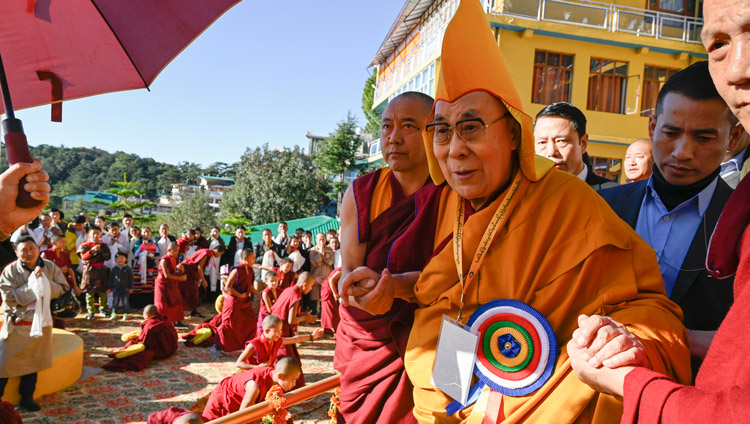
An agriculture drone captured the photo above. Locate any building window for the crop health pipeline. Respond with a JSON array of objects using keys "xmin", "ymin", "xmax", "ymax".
[
  {"xmin": 532, "ymin": 50, "xmax": 574, "ymax": 104},
  {"xmin": 587, "ymin": 58, "xmax": 628, "ymax": 114},
  {"xmin": 641, "ymin": 65, "xmax": 678, "ymax": 117},
  {"xmin": 591, "ymin": 156, "xmax": 621, "ymax": 181}
]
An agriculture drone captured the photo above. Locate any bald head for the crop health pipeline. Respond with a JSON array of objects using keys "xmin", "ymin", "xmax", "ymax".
[
  {"xmin": 389, "ymin": 91, "xmax": 434, "ymax": 116},
  {"xmin": 143, "ymin": 304, "xmax": 158, "ymax": 319},
  {"xmin": 173, "ymin": 413, "xmax": 204, "ymax": 424},
  {"xmin": 262, "ymin": 314, "xmax": 283, "ymax": 330},
  {"xmin": 624, "ymin": 138, "xmax": 653, "ymax": 182},
  {"xmin": 275, "ymin": 357, "xmax": 301, "ymax": 375},
  {"xmin": 380, "ymin": 91, "xmax": 433, "ymax": 182}
]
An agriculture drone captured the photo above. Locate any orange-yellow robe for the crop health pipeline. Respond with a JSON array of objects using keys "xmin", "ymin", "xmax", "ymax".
[{"xmin": 405, "ymin": 167, "xmax": 692, "ymax": 423}]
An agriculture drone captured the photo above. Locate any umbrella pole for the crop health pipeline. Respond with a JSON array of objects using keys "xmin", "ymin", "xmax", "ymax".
[{"xmin": 0, "ymin": 51, "xmax": 42, "ymax": 207}]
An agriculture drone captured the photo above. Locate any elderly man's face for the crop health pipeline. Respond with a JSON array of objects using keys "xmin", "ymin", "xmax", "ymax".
[
  {"xmin": 432, "ymin": 91, "xmax": 518, "ymax": 208},
  {"xmin": 534, "ymin": 116, "xmax": 588, "ymax": 175},
  {"xmin": 702, "ymin": 0, "xmax": 750, "ymax": 129},
  {"xmin": 624, "ymin": 139, "xmax": 654, "ymax": 181},
  {"xmin": 649, "ymin": 92, "xmax": 740, "ymax": 186},
  {"xmin": 380, "ymin": 97, "xmax": 430, "ymax": 173}
]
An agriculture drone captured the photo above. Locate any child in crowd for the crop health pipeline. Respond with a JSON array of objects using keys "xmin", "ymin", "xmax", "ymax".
[
  {"xmin": 108, "ymin": 252, "xmax": 134, "ymax": 320},
  {"xmin": 78, "ymin": 227, "xmax": 111, "ymax": 319},
  {"xmin": 202, "ymin": 357, "xmax": 301, "ymax": 421},
  {"xmin": 255, "ymin": 257, "xmax": 296, "ymax": 291},
  {"xmin": 237, "ymin": 314, "xmax": 323, "ymax": 370},
  {"xmin": 103, "ymin": 305, "xmax": 179, "ymax": 372},
  {"xmin": 41, "ymin": 234, "xmax": 81, "ymax": 295},
  {"xmin": 127, "ymin": 226, "xmax": 140, "ymax": 267},
  {"xmin": 257, "ymin": 272, "xmax": 280, "ymax": 335}
]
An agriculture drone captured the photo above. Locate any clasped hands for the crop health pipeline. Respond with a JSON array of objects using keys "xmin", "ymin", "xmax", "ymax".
[
  {"xmin": 567, "ymin": 314, "xmax": 648, "ymax": 397},
  {"xmin": 337, "ymin": 266, "xmax": 396, "ymax": 316}
]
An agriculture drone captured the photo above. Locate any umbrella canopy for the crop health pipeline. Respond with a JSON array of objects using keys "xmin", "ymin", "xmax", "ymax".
[{"xmin": 0, "ymin": 0, "xmax": 241, "ymax": 118}]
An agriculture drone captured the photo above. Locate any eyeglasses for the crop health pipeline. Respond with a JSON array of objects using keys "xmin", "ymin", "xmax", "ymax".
[{"xmin": 425, "ymin": 113, "xmax": 511, "ymax": 145}]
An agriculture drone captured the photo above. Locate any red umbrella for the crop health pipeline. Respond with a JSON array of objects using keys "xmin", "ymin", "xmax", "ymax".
[{"xmin": 0, "ymin": 0, "xmax": 242, "ymax": 206}]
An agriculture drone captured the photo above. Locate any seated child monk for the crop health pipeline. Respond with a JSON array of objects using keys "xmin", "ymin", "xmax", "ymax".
[
  {"xmin": 102, "ymin": 305, "xmax": 178, "ymax": 372},
  {"xmin": 319, "ymin": 267, "xmax": 341, "ymax": 336},
  {"xmin": 237, "ymin": 314, "xmax": 323, "ymax": 370},
  {"xmin": 257, "ymin": 272, "xmax": 280, "ymax": 335},
  {"xmin": 183, "ymin": 249, "xmax": 261, "ymax": 353},
  {"xmin": 146, "ymin": 409, "xmax": 204, "ymax": 424},
  {"xmin": 271, "ymin": 272, "xmax": 317, "ymax": 388},
  {"xmin": 202, "ymin": 357, "xmax": 301, "ymax": 422}
]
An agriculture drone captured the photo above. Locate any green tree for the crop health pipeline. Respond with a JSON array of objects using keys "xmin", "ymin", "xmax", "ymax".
[
  {"xmin": 218, "ymin": 213, "xmax": 255, "ymax": 235},
  {"xmin": 95, "ymin": 173, "xmax": 156, "ymax": 225},
  {"xmin": 163, "ymin": 192, "xmax": 217, "ymax": 235},
  {"xmin": 222, "ymin": 144, "xmax": 329, "ymax": 224},
  {"xmin": 362, "ymin": 72, "xmax": 382, "ymax": 137},
  {"xmin": 313, "ymin": 112, "xmax": 362, "ymax": 211}
]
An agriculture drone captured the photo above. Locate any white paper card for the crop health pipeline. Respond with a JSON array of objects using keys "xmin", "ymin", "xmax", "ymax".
[{"xmin": 431, "ymin": 315, "xmax": 479, "ymax": 405}]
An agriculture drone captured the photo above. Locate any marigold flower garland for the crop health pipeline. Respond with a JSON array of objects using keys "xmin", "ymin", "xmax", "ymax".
[
  {"xmin": 328, "ymin": 387, "xmax": 340, "ymax": 424},
  {"xmin": 261, "ymin": 384, "xmax": 290, "ymax": 424}
]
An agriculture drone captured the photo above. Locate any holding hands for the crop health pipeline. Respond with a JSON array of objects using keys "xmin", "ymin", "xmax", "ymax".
[{"xmin": 568, "ymin": 314, "xmax": 648, "ymax": 397}]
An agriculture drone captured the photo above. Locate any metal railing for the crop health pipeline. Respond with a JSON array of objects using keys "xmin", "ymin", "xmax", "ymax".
[
  {"xmin": 493, "ymin": 0, "xmax": 703, "ymax": 43},
  {"xmin": 206, "ymin": 374, "xmax": 340, "ymax": 424}
]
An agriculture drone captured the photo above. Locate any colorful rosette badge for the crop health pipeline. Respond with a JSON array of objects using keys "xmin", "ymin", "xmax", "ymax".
[{"xmin": 446, "ymin": 299, "xmax": 557, "ymax": 415}]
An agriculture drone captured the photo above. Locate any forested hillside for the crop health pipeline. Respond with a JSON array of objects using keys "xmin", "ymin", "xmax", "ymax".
[{"xmin": 0, "ymin": 144, "xmax": 209, "ymax": 208}]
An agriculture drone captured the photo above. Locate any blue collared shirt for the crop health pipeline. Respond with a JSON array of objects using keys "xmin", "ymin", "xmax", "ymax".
[
  {"xmin": 720, "ymin": 149, "xmax": 745, "ymax": 177},
  {"xmin": 634, "ymin": 176, "xmax": 718, "ymax": 296}
]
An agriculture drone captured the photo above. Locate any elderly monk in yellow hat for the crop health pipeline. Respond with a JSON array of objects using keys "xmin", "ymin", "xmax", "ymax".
[{"xmin": 340, "ymin": 0, "xmax": 691, "ymax": 422}]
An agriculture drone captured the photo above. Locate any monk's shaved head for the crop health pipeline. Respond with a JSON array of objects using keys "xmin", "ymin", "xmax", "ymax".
[
  {"xmin": 143, "ymin": 304, "xmax": 158, "ymax": 318},
  {"xmin": 388, "ymin": 91, "xmax": 434, "ymax": 116},
  {"xmin": 173, "ymin": 413, "xmax": 204, "ymax": 424},
  {"xmin": 262, "ymin": 314, "xmax": 283, "ymax": 330},
  {"xmin": 275, "ymin": 356, "xmax": 301, "ymax": 375}
]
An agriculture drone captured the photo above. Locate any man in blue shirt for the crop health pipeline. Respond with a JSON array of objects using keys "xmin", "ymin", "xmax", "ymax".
[{"xmin": 600, "ymin": 61, "xmax": 743, "ymax": 374}]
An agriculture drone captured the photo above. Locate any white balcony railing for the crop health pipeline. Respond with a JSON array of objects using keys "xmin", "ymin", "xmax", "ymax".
[{"xmin": 491, "ymin": 0, "xmax": 703, "ymax": 43}]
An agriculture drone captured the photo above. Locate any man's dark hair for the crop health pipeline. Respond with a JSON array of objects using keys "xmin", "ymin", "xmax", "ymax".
[
  {"xmin": 534, "ymin": 102, "xmax": 587, "ymax": 138},
  {"xmin": 236, "ymin": 225, "xmax": 246, "ymax": 231},
  {"xmin": 14, "ymin": 234, "xmax": 36, "ymax": 246},
  {"xmin": 74, "ymin": 215, "xmax": 86, "ymax": 224},
  {"xmin": 115, "ymin": 252, "xmax": 127, "ymax": 259},
  {"xmin": 122, "ymin": 213, "xmax": 133, "ymax": 219},
  {"xmin": 192, "ymin": 226, "xmax": 202, "ymax": 233},
  {"xmin": 50, "ymin": 208, "xmax": 64, "ymax": 220},
  {"xmin": 108, "ymin": 221, "xmax": 119, "ymax": 228},
  {"xmin": 656, "ymin": 61, "xmax": 738, "ymax": 127}
]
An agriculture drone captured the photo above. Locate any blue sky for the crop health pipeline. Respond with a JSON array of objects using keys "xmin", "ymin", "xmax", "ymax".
[{"xmin": 12, "ymin": 1, "xmax": 404, "ymax": 167}]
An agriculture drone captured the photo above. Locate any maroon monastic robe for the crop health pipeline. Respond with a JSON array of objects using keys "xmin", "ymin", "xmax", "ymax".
[
  {"xmin": 245, "ymin": 333, "xmax": 283, "ymax": 366},
  {"xmin": 334, "ymin": 168, "xmax": 438, "ymax": 423},
  {"xmin": 147, "ymin": 407, "xmax": 201, "ymax": 424},
  {"xmin": 184, "ymin": 265, "xmax": 257, "ymax": 351},
  {"xmin": 154, "ymin": 255, "xmax": 183, "ymax": 323},
  {"xmin": 271, "ymin": 285, "xmax": 305, "ymax": 388},
  {"xmin": 202, "ymin": 367, "xmax": 275, "ymax": 422},
  {"xmin": 179, "ymin": 248, "xmax": 212, "ymax": 311},
  {"xmin": 320, "ymin": 267, "xmax": 341, "ymax": 331},
  {"xmin": 102, "ymin": 315, "xmax": 177, "ymax": 372},
  {"xmin": 257, "ymin": 286, "xmax": 279, "ymax": 335}
]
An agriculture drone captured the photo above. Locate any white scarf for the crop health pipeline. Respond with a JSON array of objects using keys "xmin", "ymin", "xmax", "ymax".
[{"xmin": 28, "ymin": 270, "xmax": 53, "ymax": 337}]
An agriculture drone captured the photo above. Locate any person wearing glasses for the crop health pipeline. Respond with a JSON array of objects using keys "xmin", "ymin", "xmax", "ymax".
[
  {"xmin": 339, "ymin": 0, "xmax": 690, "ymax": 422},
  {"xmin": 534, "ymin": 102, "xmax": 618, "ymax": 190}
]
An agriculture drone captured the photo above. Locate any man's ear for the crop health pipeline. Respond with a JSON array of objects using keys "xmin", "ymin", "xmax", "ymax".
[
  {"xmin": 728, "ymin": 122, "xmax": 744, "ymax": 154},
  {"xmin": 648, "ymin": 115, "xmax": 657, "ymax": 139},
  {"xmin": 580, "ymin": 133, "xmax": 589, "ymax": 154}
]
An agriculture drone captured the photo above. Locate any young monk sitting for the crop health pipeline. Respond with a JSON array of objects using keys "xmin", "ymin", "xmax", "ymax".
[
  {"xmin": 146, "ymin": 409, "xmax": 204, "ymax": 424},
  {"xmin": 271, "ymin": 272, "xmax": 317, "ymax": 388},
  {"xmin": 102, "ymin": 304, "xmax": 178, "ymax": 372},
  {"xmin": 183, "ymin": 249, "xmax": 261, "ymax": 353},
  {"xmin": 202, "ymin": 357, "xmax": 301, "ymax": 422},
  {"xmin": 255, "ymin": 257, "xmax": 296, "ymax": 290},
  {"xmin": 237, "ymin": 314, "xmax": 323, "ymax": 370},
  {"xmin": 257, "ymin": 272, "xmax": 280, "ymax": 335}
]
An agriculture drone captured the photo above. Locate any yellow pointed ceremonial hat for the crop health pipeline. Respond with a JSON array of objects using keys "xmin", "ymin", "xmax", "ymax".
[{"xmin": 423, "ymin": 0, "xmax": 548, "ymax": 184}]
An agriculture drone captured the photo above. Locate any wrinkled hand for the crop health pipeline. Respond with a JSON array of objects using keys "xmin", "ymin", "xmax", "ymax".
[
  {"xmin": 0, "ymin": 159, "xmax": 50, "ymax": 233},
  {"xmin": 567, "ymin": 338, "xmax": 632, "ymax": 397},
  {"xmin": 341, "ymin": 268, "xmax": 395, "ymax": 316},
  {"xmin": 571, "ymin": 314, "xmax": 649, "ymax": 369}
]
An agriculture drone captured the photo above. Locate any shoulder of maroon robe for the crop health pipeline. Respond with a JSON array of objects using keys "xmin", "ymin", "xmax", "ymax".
[
  {"xmin": 708, "ymin": 174, "xmax": 750, "ymax": 279},
  {"xmin": 272, "ymin": 286, "xmax": 302, "ymax": 317},
  {"xmin": 183, "ymin": 248, "xmax": 212, "ymax": 266},
  {"xmin": 234, "ymin": 367, "xmax": 276, "ymax": 401},
  {"xmin": 353, "ymin": 168, "xmax": 384, "ymax": 245}
]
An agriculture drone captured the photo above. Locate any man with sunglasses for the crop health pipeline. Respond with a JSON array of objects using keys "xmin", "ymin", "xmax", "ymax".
[{"xmin": 534, "ymin": 102, "xmax": 618, "ymax": 190}]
